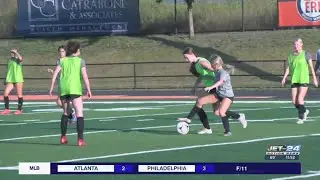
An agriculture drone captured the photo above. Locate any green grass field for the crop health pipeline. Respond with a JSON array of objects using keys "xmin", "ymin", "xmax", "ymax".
[{"xmin": 0, "ymin": 100, "xmax": 319, "ymax": 180}]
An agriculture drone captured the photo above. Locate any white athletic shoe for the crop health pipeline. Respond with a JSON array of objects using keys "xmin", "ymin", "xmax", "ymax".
[
  {"xmin": 303, "ymin": 109, "xmax": 309, "ymax": 121},
  {"xmin": 177, "ymin": 117, "xmax": 191, "ymax": 123},
  {"xmin": 197, "ymin": 128, "xmax": 212, "ymax": 135},
  {"xmin": 224, "ymin": 132, "xmax": 232, "ymax": 136},
  {"xmin": 296, "ymin": 119, "xmax": 304, "ymax": 124},
  {"xmin": 238, "ymin": 113, "xmax": 247, "ymax": 128},
  {"xmin": 297, "ymin": 109, "xmax": 309, "ymax": 124}
]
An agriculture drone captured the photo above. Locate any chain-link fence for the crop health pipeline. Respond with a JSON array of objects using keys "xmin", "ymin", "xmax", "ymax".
[{"xmin": 0, "ymin": 60, "xmax": 290, "ymax": 91}]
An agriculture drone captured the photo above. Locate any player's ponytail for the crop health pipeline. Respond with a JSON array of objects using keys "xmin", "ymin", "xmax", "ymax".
[
  {"xmin": 209, "ymin": 54, "xmax": 235, "ymax": 75},
  {"xmin": 222, "ymin": 64, "xmax": 235, "ymax": 75}
]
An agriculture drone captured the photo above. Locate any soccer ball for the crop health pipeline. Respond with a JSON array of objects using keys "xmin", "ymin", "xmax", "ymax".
[{"xmin": 177, "ymin": 122, "xmax": 189, "ymax": 135}]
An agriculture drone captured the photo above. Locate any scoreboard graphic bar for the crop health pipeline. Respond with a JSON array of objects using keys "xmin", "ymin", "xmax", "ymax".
[{"xmin": 18, "ymin": 162, "xmax": 301, "ymax": 175}]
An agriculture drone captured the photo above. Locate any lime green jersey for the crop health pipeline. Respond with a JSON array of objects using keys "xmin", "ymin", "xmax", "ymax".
[
  {"xmin": 287, "ymin": 50, "xmax": 310, "ymax": 84},
  {"xmin": 5, "ymin": 57, "xmax": 24, "ymax": 83},
  {"xmin": 59, "ymin": 56, "xmax": 86, "ymax": 96},
  {"xmin": 195, "ymin": 57, "xmax": 215, "ymax": 87}
]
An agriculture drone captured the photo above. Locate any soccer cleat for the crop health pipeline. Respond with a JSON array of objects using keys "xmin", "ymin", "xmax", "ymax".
[
  {"xmin": 197, "ymin": 128, "xmax": 212, "ymax": 135},
  {"xmin": 303, "ymin": 109, "xmax": 309, "ymax": 121},
  {"xmin": 238, "ymin": 113, "xmax": 247, "ymax": 128},
  {"xmin": 297, "ymin": 109, "xmax": 310, "ymax": 124},
  {"xmin": 177, "ymin": 117, "xmax": 191, "ymax": 123},
  {"xmin": 60, "ymin": 136, "xmax": 68, "ymax": 144},
  {"xmin": 0, "ymin": 109, "xmax": 10, "ymax": 115},
  {"xmin": 13, "ymin": 110, "xmax": 22, "ymax": 115},
  {"xmin": 68, "ymin": 113, "xmax": 77, "ymax": 124},
  {"xmin": 77, "ymin": 139, "xmax": 86, "ymax": 146},
  {"xmin": 224, "ymin": 132, "xmax": 232, "ymax": 136},
  {"xmin": 71, "ymin": 111, "xmax": 77, "ymax": 123},
  {"xmin": 296, "ymin": 119, "xmax": 304, "ymax": 124}
]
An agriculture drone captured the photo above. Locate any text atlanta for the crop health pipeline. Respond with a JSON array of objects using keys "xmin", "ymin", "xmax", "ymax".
[{"xmin": 74, "ymin": 166, "xmax": 99, "ymax": 171}]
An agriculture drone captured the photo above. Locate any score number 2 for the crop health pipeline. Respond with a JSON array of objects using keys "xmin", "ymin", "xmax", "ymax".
[
  {"xmin": 202, "ymin": 166, "xmax": 207, "ymax": 172},
  {"xmin": 122, "ymin": 166, "xmax": 126, "ymax": 171}
]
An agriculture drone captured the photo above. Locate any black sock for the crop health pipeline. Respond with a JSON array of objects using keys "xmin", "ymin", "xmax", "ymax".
[
  {"xmin": 297, "ymin": 104, "xmax": 306, "ymax": 119},
  {"xmin": 198, "ymin": 109, "xmax": 210, "ymax": 129},
  {"xmin": 61, "ymin": 115, "xmax": 68, "ymax": 136},
  {"xmin": 18, "ymin": 97, "xmax": 23, "ymax": 111},
  {"xmin": 221, "ymin": 116, "xmax": 230, "ymax": 133},
  {"xmin": 226, "ymin": 110, "xmax": 240, "ymax": 119},
  {"xmin": 77, "ymin": 117, "xmax": 84, "ymax": 140},
  {"xmin": 4, "ymin": 96, "xmax": 9, "ymax": 109},
  {"xmin": 187, "ymin": 105, "xmax": 201, "ymax": 119}
]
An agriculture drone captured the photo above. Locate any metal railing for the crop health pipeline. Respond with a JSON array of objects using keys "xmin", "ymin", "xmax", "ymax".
[{"xmin": 0, "ymin": 60, "xmax": 314, "ymax": 90}]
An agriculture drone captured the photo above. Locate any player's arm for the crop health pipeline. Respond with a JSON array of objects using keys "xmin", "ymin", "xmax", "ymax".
[
  {"xmin": 281, "ymin": 57, "xmax": 290, "ymax": 87},
  {"xmin": 49, "ymin": 65, "xmax": 61, "ymax": 95},
  {"xmin": 306, "ymin": 52, "xmax": 318, "ymax": 87},
  {"xmin": 48, "ymin": 60, "xmax": 60, "ymax": 74},
  {"xmin": 315, "ymin": 50, "xmax": 320, "ymax": 76},
  {"xmin": 204, "ymin": 71, "xmax": 226, "ymax": 91},
  {"xmin": 80, "ymin": 59, "xmax": 92, "ymax": 98},
  {"xmin": 81, "ymin": 67, "xmax": 92, "ymax": 98},
  {"xmin": 282, "ymin": 68, "xmax": 289, "ymax": 81},
  {"xmin": 199, "ymin": 60, "xmax": 214, "ymax": 71},
  {"xmin": 11, "ymin": 49, "xmax": 23, "ymax": 62},
  {"xmin": 204, "ymin": 79, "xmax": 223, "ymax": 92}
]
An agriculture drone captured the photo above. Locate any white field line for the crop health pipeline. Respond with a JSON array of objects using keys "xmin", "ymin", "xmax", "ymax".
[
  {"xmin": 136, "ymin": 119, "xmax": 155, "ymax": 122},
  {"xmin": 23, "ymin": 104, "xmax": 56, "ymax": 108},
  {"xmin": 0, "ymin": 107, "xmax": 279, "ymax": 126},
  {"xmin": 270, "ymin": 171, "xmax": 320, "ymax": 180},
  {"xmin": 0, "ymin": 116, "xmax": 319, "ymax": 143},
  {"xmin": 1, "ymin": 107, "xmax": 318, "ymax": 126},
  {"xmin": 0, "ymin": 123, "xmax": 27, "ymax": 126},
  {"xmin": 3, "ymin": 100, "xmax": 320, "ymax": 105},
  {"xmin": 23, "ymin": 119, "xmax": 40, "ymax": 122}
]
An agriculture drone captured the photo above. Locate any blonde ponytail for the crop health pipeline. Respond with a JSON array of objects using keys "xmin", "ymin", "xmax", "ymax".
[{"xmin": 223, "ymin": 64, "xmax": 235, "ymax": 75}]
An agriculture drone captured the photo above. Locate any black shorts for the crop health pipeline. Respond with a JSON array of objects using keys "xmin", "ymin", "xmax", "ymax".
[
  {"xmin": 4, "ymin": 82, "xmax": 21, "ymax": 85},
  {"xmin": 208, "ymin": 88, "xmax": 217, "ymax": 94},
  {"xmin": 60, "ymin": 94, "xmax": 81, "ymax": 101},
  {"xmin": 216, "ymin": 94, "xmax": 234, "ymax": 102},
  {"xmin": 207, "ymin": 88, "xmax": 234, "ymax": 102},
  {"xmin": 291, "ymin": 83, "xmax": 308, "ymax": 88}
]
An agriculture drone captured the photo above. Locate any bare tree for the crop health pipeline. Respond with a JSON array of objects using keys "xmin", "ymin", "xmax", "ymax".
[{"xmin": 156, "ymin": 0, "xmax": 195, "ymax": 37}]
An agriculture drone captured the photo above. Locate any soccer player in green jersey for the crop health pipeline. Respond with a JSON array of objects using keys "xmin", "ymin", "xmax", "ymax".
[
  {"xmin": 281, "ymin": 38, "xmax": 318, "ymax": 124},
  {"xmin": 49, "ymin": 41, "xmax": 92, "ymax": 146},
  {"xmin": 0, "ymin": 49, "xmax": 24, "ymax": 115},
  {"xmin": 177, "ymin": 48, "xmax": 246, "ymax": 134},
  {"xmin": 48, "ymin": 46, "xmax": 76, "ymax": 124}
]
